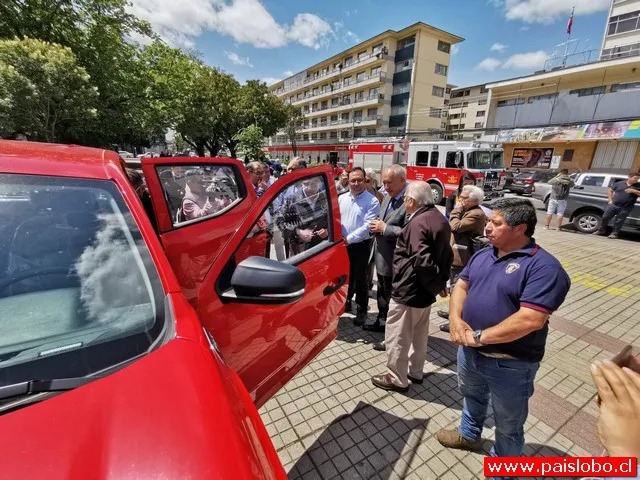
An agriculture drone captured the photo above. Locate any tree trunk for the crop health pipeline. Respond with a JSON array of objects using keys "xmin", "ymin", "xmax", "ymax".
[
  {"xmin": 227, "ymin": 141, "xmax": 238, "ymax": 159},
  {"xmin": 196, "ymin": 144, "xmax": 206, "ymax": 157}
]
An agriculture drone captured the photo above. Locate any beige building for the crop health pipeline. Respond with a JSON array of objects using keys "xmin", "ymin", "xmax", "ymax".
[
  {"xmin": 267, "ymin": 22, "xmax": 463, "ymax": 163},
  {"xmin": 445, "ymin": 83, "xmax": 489, "ymax": 140},
  {"xmin": 484, "ymin": 55, "xmax": 640, "ymax": 173},
  {"xmin": 600, "ymin": 0, "xmax": 640, "ymax": 60}
]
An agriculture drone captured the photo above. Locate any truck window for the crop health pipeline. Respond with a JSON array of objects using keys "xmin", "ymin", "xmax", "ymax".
[
  {"xmin": 236, "ymin": 175, "xmax": 332, "ymax": 265},
  {"xmin": 581, "ymin": 175, "xmax": 605, "ymax": 187},
  {"xmin": 608, "ymin": 177, "xmax": 626, "ymax": 187},
  {"xmin": 430, "ymin": 151, "xmax": 439, "ymax": 167},
  {"xmin": 155, "ymin": 165, "xmax": 243, "ymax": 226},
  {"xmin": 445, "ymin": 152, "xmax": 457, "ymax": 169},
  {"xmin": 416, "ymin": 151, "xmax": 429, "ymax": 167}
]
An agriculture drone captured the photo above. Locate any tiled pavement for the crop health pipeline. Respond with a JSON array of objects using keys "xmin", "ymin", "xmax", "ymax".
[{"xmin": 259, "ymin": 227, "xmax": 640, "ymax": 479}]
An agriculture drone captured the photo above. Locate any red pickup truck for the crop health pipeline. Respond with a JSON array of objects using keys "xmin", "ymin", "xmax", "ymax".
[{"xmin": 0, "ymin": 141, "xmax": 349, "ymax": 478}]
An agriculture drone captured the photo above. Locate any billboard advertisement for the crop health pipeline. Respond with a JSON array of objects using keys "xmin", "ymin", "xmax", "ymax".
[{"xmin": 511, "ymin": 148, "xmax": 554, "ymax": 169}]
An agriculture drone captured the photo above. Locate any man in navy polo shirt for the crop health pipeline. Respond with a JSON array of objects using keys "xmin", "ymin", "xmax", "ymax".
[{"xmin": 436, "ymin": 198, "xmax": 571, "ymax": 467}]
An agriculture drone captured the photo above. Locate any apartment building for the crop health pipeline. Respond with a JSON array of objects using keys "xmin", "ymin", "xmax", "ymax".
[
  {"xmin": 267, "ymin": 22, "xmax": 463, "ymax": 163},
  {"xmin": 484, "ymin": 55, "xmax": 640, "ymax": 173},
  {"xmin": 445, "ymin": 83, "xmax": 489, "ymax": 139},
  {"xmin": 600, "ymin": 0, "xmax": 640, "ymax": 60}
]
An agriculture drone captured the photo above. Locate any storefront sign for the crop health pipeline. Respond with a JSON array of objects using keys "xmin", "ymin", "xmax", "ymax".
[
  {"xmin": 550, "ymin": 155, "xmax": 562, "ymax": 169},
  {"xmin": 511, "ymin": 148, "xmax": 554, "ymax": 169},
  {"xmin": 497, "ymin": 119, "xmax": 640, "ymax": 143}
]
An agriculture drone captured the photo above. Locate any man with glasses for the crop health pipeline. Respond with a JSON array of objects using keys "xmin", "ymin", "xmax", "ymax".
[
  {"xmin": 288, "ymin": 177, "xmax": 329, "ymax": 255},
  {"xmin": 339, "ymin": 167, "xmax": 380, "ymax": 325},
  {"xmin": 246, "ymin": 161, "xmax": 266, "ymax": 197}
]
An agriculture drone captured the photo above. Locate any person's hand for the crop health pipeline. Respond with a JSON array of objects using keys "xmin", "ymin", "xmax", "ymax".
[
  {"xmin": 297, "ymin": 229, "xmax": 313, "ymax": 242},
  {"xmin": 316, "ymin": 228, "xmax": 328, "ymax": 239},
  {"xmin": 454, "ymin": 201, "xmax": 463, "ymax": 210},
  {"xmin": 449, "ymin": 316, "xmax": 473, "ymax": 346},
  {"xmin": 203, "ymin": 199, "xmax": 213, "ymax": 212},
  {"xmin": 608, "ymin": 201, "xmax": 614, "ymax": 205},
  {"xmin": 369, "ymin": 220, "xmax": 386, "ymax": 234},
  {"xmin": 591, "ymin": 359, "xmax": 640, "ymax": 458},
  {"xmin": 439, "ymin": 289, "xmax": 448, "ymax": 299},
  {"xmin": 463, "ymin": 330, "xmax": 483, "ymax": 348}
]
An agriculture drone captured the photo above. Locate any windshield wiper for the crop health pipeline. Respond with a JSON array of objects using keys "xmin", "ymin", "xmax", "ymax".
[{"xmin": 0, "ymin": 376, "xmax": 101, "ymax": 401}]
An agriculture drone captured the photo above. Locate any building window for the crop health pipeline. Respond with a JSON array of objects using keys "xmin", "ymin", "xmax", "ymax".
[
  {"xmin": 343, "ymin": 76, "xmax": 352, "ymax": 86},
  {"xmin": 437, "ymin": 40, "xmax": 451, "ymax": 54},
  {"xmin": 353, "ymin": 110, "xmax": 363, "ymax": 121},
  {"xmin": 321, "ymin": 100, "xmax": 328, "ymax": 109},
  {"xmin": 358, "ymin": 50, "xmax": 368, "ymax": 61},
  {"xmin": 462, "ymin": 101, "xmax": 469, "ymax": 107},
  {"xmin": 394, "ymin": 59, "xmax": 413, "ymax": 73},
  {"xmin": 353, "ymin": 128, "xmax": 362, "ymax": 137},
  {"xmin": 451, "ymin": 91, "xmax": 464, "ymax": 98},
  {"xmin": 355, "ymin": 91, "xmax": 365, "ymax": 101},
  {"xmin": 478, "ymin": 99, "xmax": 487, "ymax": 105},
  {"xmin": 398, "ymin": 35, "xmax": 416, "ymax": 49},
  {"xmin": 342, "ymin": 94, "xmax": 351, "ymax": 105},
  {"xmin": 368, "ymin": 87, "xmax": 379, "ymax": 99},
  {"xmin": 480, "ymin": 86, "xmax": 488, "ymax": 94},
  {"xmin": 391, "ymin": 105, "xmax": 408, "ymax": 115},
  {"xmin": 341, "ymin": 131, "xmax": 350, "ymax": 139},
  {"xmin": 476, "ymin": 110, "xmax": 485, "ymax": 117},
  {"xmin": 611, "ymin": 81, "xmax": 640, "ymax": 92},
  {"xmin": 373, "ymin": 43, "xmax": 384, "ymax": 55},
  {"xmin": 602, "ymin": 42, "xmax": 640, "ymax": 60},
  {"xmin": 320, "ymin": 132, "xmax": 327, "ymax": 139},
  {"xmin": 528, "ymin": 93, "xmax": 559, "ymax": 102},
  {"xmin": 330, "ymin": 131, "xmax": 338, "ymax": 139},
  {"xmin": 464, "ymin": 90, "xmax": 470, "ymax": 96},
  {"xmin": 562, "ymin": 149, "xmax": 574, "ymax": 161},
  {"xmin": 445, "ymin": 87, "xmax": 451, "ymax": 94},
  {"xmin": 569, "ymin": 86, "xmax": 606, "ymax": 97},
  {"xmin": 303, "ymin": 134, "xmax": 309, "ymax": 141},
  {"xmin": 393, "ymin": 83, "xmax": 411, "ymax": 95},
  {"xmin": 356, "ymin": 71, "xmax": 366, "ymax": 82},
  {"xmin": 341, "ymin": 112, "xmax": 350, "ymax": 121},
  {"xmin": 344, "ymin": 56, "xmax": 353, "ymax": 67},
  {"xmin": 444, "ymin": 99, "xmax": 449, "ymax": 105},
  {"xmin": 366, "ymin": 128, "xmax": 376, "ymax": 136},
  {"xmin": 331, "ymin": 98, "xmax": 339, "ymax": 107},
  {"xmin": 474, "ymin": 122, "xmax": 483, "ymax": 128},
  {"xmin": 367, "ymin": 107, "xmax": 378, "ymax": 118},
  {"xmin": 429, "ymin": 108, "xmax": 442, "ymax": 118},
  {"xmin": 432, "ymin": 86, "xmax": 445, "ymax": 97},
  {"xmin": 434, "ymin": 63, "xmax": 448, "ymax": 76},
  {"xmin": 371, "ymin": 66, "xmax": 382, "ymax": 76},
  {"xmin": 497, "ymin": 98, "xmax": 525, "ymax": 107},
  {"xmin": 608, "ymin": 10, "xmax": 640, "ymax": 36}
]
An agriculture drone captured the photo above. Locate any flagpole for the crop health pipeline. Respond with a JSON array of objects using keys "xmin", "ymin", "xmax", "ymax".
[{"xmin": 563, "ymin": 6, "xmax": 575, "ymax": 67}]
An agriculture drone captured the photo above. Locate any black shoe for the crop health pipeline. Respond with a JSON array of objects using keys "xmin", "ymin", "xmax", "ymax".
[
  {"xmin": 362, "ymin": 320, "xmax": 385, "ymax": 332},
  {"xmin": 372, "ymin": 342, "xmax": 386, "ymax": 351},
  {"xmin": 345, "ymin": 300, "xmax": 352, "ymax": 312},
  {"xmin": 354, "ymin": 311, "xmax": 367, "ymax": 326},
  {"xmin": 437, "ymin": 310, "xmax": 449, "ymax": 320},
  {"xmin": 408, "ymin": 375, "xmax": 423, "ymax": 385},
  {"xmin": 439, "ymin": 323, "xmax": 450, "ymax": 333}
]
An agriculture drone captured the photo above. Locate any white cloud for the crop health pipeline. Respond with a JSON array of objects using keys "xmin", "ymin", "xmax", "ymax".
[
  {"xmin": 519, "ymin": 25, "xmax": 531, "ymax": 31},
  {"xmin": 128, "ymin": 0, "xmax": 334, "ymax": 50},
  {"xmin": 225, "ymin": 51, "xmax": 253, "ymax": 67},
  {"xmin": 262, "ymin": 77, "xmax": 282, "ymax": 86},
  {"xmin": 452, "ymin": 45, "xmax": 460, "ymax": 55},
  {"xmin": 477, "ymin": 57, "xmax": 503, "ymax": 71},
  {"xmin": 344, "ymin": 30, "xmax": 360, "ymax": 44},
  {"xmin": 502, "ymin": 50, "xmax": 550, "ymax": 69},
  {"xmin": 283, "ymin": 70, "xmax": 294, "ymax": 76},
  {"xmin": 495, "ymin": 0, "xmax": 610, "ymax": 24},
  {"xmin": 490, "ymin": 42, "xmax": 508, "ymax": 53}
]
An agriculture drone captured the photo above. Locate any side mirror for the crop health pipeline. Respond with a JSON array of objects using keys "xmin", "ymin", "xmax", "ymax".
[
  {"xmin": 573, "ymin": 185, "xmax": 584, "ymax": 190},
  {"xmin": 222, "ymin": 256, "xmax": 306, "ymax": 304}
]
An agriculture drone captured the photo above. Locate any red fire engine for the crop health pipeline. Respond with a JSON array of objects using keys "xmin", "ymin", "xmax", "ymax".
[{"xmin": 348, "ymin": 139, "xmax": 505, "ymax": 204}]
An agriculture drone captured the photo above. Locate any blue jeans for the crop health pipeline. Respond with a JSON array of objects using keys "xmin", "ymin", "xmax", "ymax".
[
  {"xmin": 457, "ymin": 347, "xmax": 539, "ymax": 459},
  {"xmin": 600, "ymin": 204, "xmax": 633, "ymax": 235}
]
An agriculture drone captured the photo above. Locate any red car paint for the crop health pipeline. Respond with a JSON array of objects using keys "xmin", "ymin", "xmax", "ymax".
[{"xmin": 0, "ymin": 141, "xmax": 349, "ymax": 478}]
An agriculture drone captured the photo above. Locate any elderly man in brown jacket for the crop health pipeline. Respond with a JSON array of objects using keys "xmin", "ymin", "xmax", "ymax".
[
  {"xmin": 371, "ymin": 181, "xmax": 453, "ymax": 392},
  {"xmin": 438, "ymin": 185, "xmax": 486, "ymax": 330}
]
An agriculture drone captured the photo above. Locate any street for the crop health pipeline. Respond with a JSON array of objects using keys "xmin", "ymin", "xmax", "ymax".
[{"xmin": 259, "ymin": 201, "xmax": 640, "ymax": 479}]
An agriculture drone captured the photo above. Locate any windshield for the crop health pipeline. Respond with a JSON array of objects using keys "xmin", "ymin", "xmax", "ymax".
[
  {"xmin": 0, "ymin": 174, "xmax": 165, "ymax": 387},
  {"xmin": 467, "ymin": 150, "xmax": 504, "ymax": 170}
]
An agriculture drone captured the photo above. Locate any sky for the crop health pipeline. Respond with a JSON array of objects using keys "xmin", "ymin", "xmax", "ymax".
[{"xmin": 127, "ymin": 0, "xmax": 613, "ymax": 87}]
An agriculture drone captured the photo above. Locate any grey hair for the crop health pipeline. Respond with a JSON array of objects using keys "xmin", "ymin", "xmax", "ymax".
[
  {"xmin": 462, "ymin": 185, "xmax": 485, "ymax": 204},
  {"xmin": 384, "ymin": 164, "xmax": 406, "ymax": 181},
  {"xmin": 246, "ymin": 161, "xmax": 262, "ymax": 173},
  {"xmin": 405, "ymin": 181, "xmax": 434, "ymax": 207},
  {"xmin": 492, "ymin": 197, "xmax": 537, "ymax": 237},
  {"xmin": 364, "ymin": 168, "xmax": 378, "ymax": 187}
]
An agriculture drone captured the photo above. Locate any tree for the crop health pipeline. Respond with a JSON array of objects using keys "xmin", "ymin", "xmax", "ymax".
[
  {"xmin": 0, "ymin": 38, "xmax": 97, "ymax": 142},
  {"xmin": 285, "ymin": 105, "xmax": 305, "ymax": 157},
  {"xmin": 234, "ymin": 124, "xmax": 264, "ymax": 161}
]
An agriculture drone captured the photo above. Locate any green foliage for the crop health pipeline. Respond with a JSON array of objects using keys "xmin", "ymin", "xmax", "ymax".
[{"xmin": 234, "ymin": 124, "xmax": 265, "ymax": 161}]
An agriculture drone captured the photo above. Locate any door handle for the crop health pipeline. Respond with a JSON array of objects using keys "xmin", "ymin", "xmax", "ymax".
[{"xmin": 323, "ymin": 275, "xmax": 347, "ymax": 296}]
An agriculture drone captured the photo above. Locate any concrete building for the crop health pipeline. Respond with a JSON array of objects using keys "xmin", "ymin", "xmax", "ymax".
[
  {"xmin": 484, "ymin": 55, "xmax": 640, "ymax": 173},
  {"xmin": 267, "ymin": 22, "xmax": 463, "ymax": 163},
  {"xmin": 600, "ymin": 0, "xmax": 640, "ymax": 60},
  {"xmin": 445, "ymin": 83, "xmax": 489, "ymax": 140}
]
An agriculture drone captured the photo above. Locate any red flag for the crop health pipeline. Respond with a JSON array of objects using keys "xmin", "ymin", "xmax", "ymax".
[{"xmin": 566, "ymin": 11, "xmax": 574, "ymax": 34}]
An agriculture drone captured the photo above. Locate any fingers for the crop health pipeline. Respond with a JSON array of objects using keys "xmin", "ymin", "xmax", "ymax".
[
  {"xmin": 592, "ymin": 360, "xmax": 632, "ymax": 405},
  {"xmin": 622, "ymin": 366, "xmax": 640, "ymax": 392}
]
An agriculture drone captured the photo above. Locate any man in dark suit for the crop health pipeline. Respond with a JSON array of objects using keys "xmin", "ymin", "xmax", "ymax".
[{"xmin": 364, "ymin": 165, "xmax": 408, "ymax": 350}]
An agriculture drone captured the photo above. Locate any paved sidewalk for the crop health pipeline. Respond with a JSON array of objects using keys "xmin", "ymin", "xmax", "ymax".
[{"xmin": 259, "ymin": 227, "xmax": 640, "ymax": 479}]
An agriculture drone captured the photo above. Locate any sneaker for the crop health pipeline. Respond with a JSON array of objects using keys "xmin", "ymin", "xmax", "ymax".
[
  {"xmin": 436, "ymin": 429, "xmax": 482, "ymax": 452},
  {"xmin": 608, "ymin": 233, "xmax": 619, "ymax": 239},
  {"xmin": 543, "ymin": 225, "xmax": 549, "ymax": 230},
  {"xmin": 593, "ymin": 230, "xmax": 607, "ymax": 236},
  {"xmin": 372, "ymin": 342, "xmax": 385, "ymax": 351}
]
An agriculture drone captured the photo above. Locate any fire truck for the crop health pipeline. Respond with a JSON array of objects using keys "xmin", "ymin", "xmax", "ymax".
[{"xmin": 348, "ymin": 139, "xmax": 505, "ymax": 204}]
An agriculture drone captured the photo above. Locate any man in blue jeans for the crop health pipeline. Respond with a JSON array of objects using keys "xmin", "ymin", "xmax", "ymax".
[
  {"xmin": 437, "ymin": 198, "xmax": 571, "ymax": 472},
  {"xmin": 594, "ymin": 171, "xmax": 640, "ymax": 239}
]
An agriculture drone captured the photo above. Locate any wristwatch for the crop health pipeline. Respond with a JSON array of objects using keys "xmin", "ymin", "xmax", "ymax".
[{"xmin": 473, "ymin": 329, "xmax": 484, "ymax": 344}]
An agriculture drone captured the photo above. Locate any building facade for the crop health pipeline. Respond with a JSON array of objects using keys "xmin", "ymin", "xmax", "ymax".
[
  {"xmin": 600, "ymin": 0, "xmax": 640, "ymax": 60},
  {"xmin": 444, "ymin": 83, "xmax": 489, "ymax": 139},
  {"xmin": 267, "ymin": 22, "xmax": 463, "ymax": 163},
  {"xmin": 484, "ymin": 55, "xmax": 640, "ymax": 173}
]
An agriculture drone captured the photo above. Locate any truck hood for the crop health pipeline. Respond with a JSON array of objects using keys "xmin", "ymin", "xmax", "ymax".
[{"xmin": 0, "ymin": 338, "xmax": 280, "ymax": 479}]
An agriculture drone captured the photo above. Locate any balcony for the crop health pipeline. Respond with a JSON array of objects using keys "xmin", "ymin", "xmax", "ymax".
[
  {"xmin": 492, "ymin": 88, "xmax": 640, "ymax": 128},
  {"xmin": 301, "ymin": 93, "xmax": 387, "ymax": 119},
  {"xmin": 288, "ymin": 72, "xmax": 388, "ymax": 106},
  {"xmin": 300, "ymin": 115, "xmax": 383, "ymax": 133},
  {"xmin": 274, "ymin": 51, "xmax": 391, "ymax": 96}
]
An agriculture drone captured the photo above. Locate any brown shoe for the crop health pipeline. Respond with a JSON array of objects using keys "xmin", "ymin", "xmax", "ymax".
[
  {"xmin": 371, "ymin": 373, "xmax": 409, "ymax": 393},
  {"xmin": 436, "ymin": 429, "xmax": 482, "ymax": 451}
]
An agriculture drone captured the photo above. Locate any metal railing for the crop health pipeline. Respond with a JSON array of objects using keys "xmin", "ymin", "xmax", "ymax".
[{"xmin": 284, "ymin": 73, "xmax": 387, "ymax": 105}]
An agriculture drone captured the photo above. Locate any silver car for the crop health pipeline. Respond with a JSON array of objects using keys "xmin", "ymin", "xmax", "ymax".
[{"xmin": 532, "ymin": 171, "xmax": 628, "ymax": 208}]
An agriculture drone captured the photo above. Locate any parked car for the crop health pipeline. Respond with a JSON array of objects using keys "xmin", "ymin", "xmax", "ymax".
[
  {"xmin": 532, "ymin": 171, "xmax": 628, "ymax": 208},
  {"xmin": 117, "ymin": 150, "xmax": 134, "ymax": 158},
  {"xmin": 509, "ymin": 170, "xmax": 557, "ymax": 195},
  {"xmin": 565, "ymin": 185, "xmax": 640, "ymax": 233},
  {"xmin": 0, "ymin": 140, "xmax": 348, "ymax": 478}
]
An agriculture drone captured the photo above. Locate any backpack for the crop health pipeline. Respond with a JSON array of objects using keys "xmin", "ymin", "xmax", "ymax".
[{"xmin": 552, "ymin": 182, "xmax": 571, "ymax": 200}]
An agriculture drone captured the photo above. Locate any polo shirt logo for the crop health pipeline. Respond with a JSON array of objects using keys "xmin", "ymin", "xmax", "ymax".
[{"xmin": 505, "ymin": 262, "xmax": 521, "ymax": 274}]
